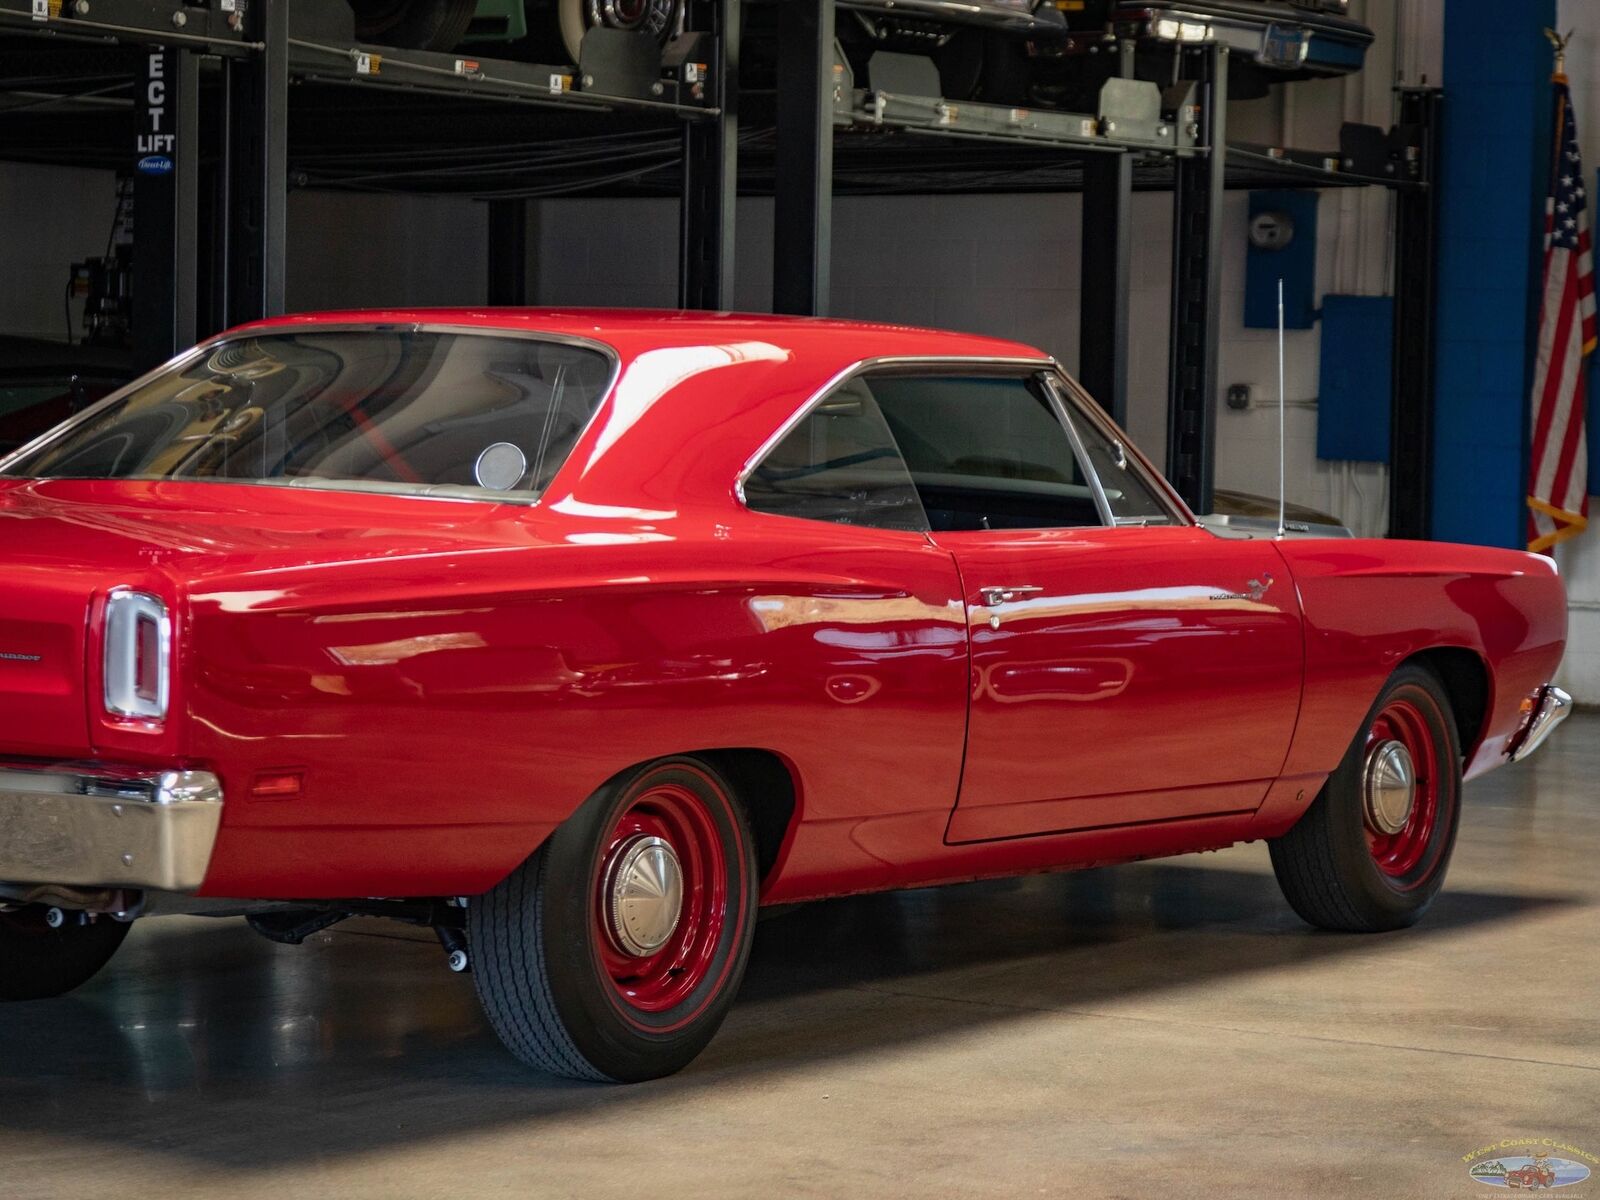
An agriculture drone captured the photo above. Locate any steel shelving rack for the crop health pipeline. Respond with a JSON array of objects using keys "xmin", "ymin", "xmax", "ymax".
[{"xmin": 0, "ymin": 0, "xmax": 1439, "ymax": 526}]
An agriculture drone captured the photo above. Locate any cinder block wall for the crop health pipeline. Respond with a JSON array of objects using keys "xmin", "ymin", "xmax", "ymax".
[{"xmin": 530, "ymin": 185, "xmax": 1388, "ymax": 533}]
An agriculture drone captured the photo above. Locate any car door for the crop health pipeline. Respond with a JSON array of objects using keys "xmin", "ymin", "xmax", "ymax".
[{"xmin": 867, "ymin": 368, "xmax": 1304, "ymax": 844}]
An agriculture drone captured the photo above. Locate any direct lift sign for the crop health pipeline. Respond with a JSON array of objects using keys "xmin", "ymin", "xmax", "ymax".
[{"xmin": 136, "ymin": 50, "xmax": 176, "ymax": 173}]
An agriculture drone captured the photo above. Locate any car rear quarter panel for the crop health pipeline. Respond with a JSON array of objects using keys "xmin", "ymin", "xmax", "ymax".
[
  {"xmin": 185, "ymin": 518, "xmax": 971, "ymax": 900},
  {"xmin": 1251, "ymin": 539, "xmax": 1565, "ymax": 835}
]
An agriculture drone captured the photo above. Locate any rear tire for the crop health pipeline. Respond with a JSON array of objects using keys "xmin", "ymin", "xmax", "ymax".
[
  {"xmin": 470, "ymin": 757, "xmax": 758, "ymax": 1081},
  {"xmin": 1269, "ymin": 663, "xmax": 1462, "ymax": 932},
  {"xmin": 350, "ymin": 0, "xmax": 477, "ymax": 50},
  {"xmin": 0, "ymin": 907, "xmax": 131, "ymax": 1001}
]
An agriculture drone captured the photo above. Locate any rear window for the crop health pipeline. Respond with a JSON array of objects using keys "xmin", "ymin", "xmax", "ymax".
[{"xmin": 0, "ymin": 329, "xmax": 615, "ymax": 501}]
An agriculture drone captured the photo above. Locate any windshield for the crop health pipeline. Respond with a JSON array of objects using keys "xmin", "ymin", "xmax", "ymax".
[{"xmin": 1, "ymin": 329, "xmax": 615, "ymax": 501}]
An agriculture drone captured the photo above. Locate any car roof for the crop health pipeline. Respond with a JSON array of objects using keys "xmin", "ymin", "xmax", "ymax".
[{"xmin": 231, "ymin": 307, "xmax": 1050, "ymax": 367}]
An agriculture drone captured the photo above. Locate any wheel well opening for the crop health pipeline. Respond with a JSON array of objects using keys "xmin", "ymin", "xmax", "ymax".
[
  {"xmin": 693, "ymin": 749, "xmax": 798, "ymax": 884},
  {"xmin": 1408, "ymin": 648, "xmax": 1490, "ymax": 755}
]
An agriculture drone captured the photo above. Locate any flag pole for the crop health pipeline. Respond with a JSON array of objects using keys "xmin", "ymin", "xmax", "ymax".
[{"xmin": 1545, "ymin": 28, "xmax": 1571, "ymax": 80}]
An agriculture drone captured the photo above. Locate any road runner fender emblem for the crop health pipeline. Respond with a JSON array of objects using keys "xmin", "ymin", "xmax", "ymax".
[
  {"xmin": 0, "ymin": 651, "xmax": 42, "ymax": 663},
  {"xmin": 1210, "ymin": 574, "xmax": 1274, "ymax": 603}
]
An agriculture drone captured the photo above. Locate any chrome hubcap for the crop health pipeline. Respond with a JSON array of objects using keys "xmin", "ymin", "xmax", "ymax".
[
  {"xmin": 603, "ymin": 835, "xmax": 684, "ymax": 958},
  {"xmin": 1363, "ymin": 738, "xmax": 1416, "ymax": 835}
]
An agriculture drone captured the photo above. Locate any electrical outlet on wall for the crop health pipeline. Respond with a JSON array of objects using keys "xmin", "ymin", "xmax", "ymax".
[{"xmin": 1226, "ymin": 383, "xmax": 1253, "ymax": 411}]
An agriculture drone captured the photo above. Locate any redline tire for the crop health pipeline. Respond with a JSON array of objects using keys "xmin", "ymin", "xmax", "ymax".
[
  {"xmin": 0, "ymin": 907, "xmax": 131, "ymax": 1001},
  {"xmin": 1269, "ymin": 663, "xmax": 1463, "ymax": 932},
  {"xmin": 470, "ymin": 757, "xmax": 758, "ymax": 1082}
]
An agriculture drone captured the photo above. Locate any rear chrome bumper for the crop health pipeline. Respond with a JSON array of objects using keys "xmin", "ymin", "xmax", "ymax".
[
  {"xmin": 0, "ymin": 765, "xmax": 222, "ymax": 892},
  {"xmin": 1507, "ymin": 686, "xmax": 1573, "ymax": 764}
]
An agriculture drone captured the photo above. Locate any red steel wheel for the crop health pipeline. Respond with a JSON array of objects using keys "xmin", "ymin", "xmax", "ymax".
[
  {"xmin": 471, "ymin": 757, "xmax": 759, "ymax": 1082},
  {"xmin": 593, "ymin": 781, "xmax": 729, "ymax": 1020},
  {"xmin": 1270, "ymin": 663, "xmax": 1463, "ymax": 932},
  {"xmin": 1361, "ymin": 697, "xmax": 1444, "ymax": 882}
]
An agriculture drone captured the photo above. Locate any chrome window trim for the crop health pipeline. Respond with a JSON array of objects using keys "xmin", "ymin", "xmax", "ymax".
[
  {"xmin": 0, "ymin": 323, "xmax": 622, "ymax": 509},
  {"xmin": 1045, "ymin": 367, "xmax": 1194, "ymax": 527},
  {"xmin": 1039, "ymin": 374, "xmax": 1116, "ymax": 528},
  {"xmin": 734, "ymin": 355, "xmax": 1061, "ymax": 525}
]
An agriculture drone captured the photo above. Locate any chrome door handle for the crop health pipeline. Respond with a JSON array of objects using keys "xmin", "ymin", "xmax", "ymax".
[{"xmin": 979, "ymin": 585, "xmax": 1043, "ymax": 606}]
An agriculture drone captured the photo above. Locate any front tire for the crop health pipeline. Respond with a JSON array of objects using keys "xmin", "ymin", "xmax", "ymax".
[
  {"xmin": 0, "ymin": 907, "xmax": 131, "ymax": 1001},
  {"xmin": 1269, "ymin": 663, "xmax": 1463, "ymax": 932},
  {"xmin": 470, "ymin": 757, "xmax": 758, "ymax": 1081}
]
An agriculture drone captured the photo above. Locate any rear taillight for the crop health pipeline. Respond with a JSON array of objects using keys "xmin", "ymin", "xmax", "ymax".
[{"xmin": 104, "ymin": 589, "xmax": 170, "ymax": 721}]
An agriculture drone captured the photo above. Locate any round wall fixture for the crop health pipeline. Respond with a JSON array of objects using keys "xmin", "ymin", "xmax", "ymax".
[
  {"xmin": 1249, "ymin": 210, "xmax": 1296, "ymax": 251},
  {"xmin": 474, "ymin": 442, "xmax": 528, "ymax": 491}
]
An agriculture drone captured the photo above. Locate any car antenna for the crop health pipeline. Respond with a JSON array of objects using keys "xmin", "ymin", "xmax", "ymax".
[{"xmin": 1276, "ymin": 277, "xmax": 1287, "ymax": 540}]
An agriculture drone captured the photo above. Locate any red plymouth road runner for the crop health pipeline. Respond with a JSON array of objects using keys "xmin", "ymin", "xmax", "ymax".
[{"xmin": 0, "ymin": 310, "xmax": 1572, "ymax": 1081}]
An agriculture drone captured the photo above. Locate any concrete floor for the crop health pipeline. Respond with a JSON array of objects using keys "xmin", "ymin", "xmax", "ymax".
[{"xmin": 1, "ymin": 720, "xmax": 1596, "ymax": 1200}]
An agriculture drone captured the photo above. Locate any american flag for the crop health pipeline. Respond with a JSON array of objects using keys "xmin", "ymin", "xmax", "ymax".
[{"xmin": 1528, "ymin": 74, "xmax": 1596, "ymax": 553}]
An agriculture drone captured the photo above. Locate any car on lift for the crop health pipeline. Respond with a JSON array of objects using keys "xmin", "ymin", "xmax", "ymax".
[
  {"xmin": 348, "ymin": 0, "xmax": 1372, "ymax": 106},
  {"xmin": 0, "ymin": 309, "xmax": 1571, "ymax": 1084},
  {"xmin": 1066, "ymin": 0, "xmax": 1374, "ymax": 96},
  {"xmin": 349, "ymin": 0, "xmax": 1067, "ymax": 61}
]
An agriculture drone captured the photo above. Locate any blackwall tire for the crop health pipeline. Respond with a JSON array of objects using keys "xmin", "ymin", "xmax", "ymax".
[
  {"xmin": 470, "ymin": 757, "xmax": 759, "ymax": 1081},
  {"xmin": 0, "ymin": 908, "xmax": 131, "ymax": 1001},
  {"xmin": 350, "ymin": 0, "xmax": 477, "ymax": 51},
  {"xmin": 1269, "ymin": 663, "xmax": 1463, "ymax": 932}
]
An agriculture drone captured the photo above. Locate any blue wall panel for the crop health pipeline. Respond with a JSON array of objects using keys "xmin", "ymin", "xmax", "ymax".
[
  {"xmin": 1318, "ymin": 296, "xmax": 1394, "ymax": 462},
  {"xmin": 1244, "ymin": 191, "xmax": 1320, "ymax": 330}
]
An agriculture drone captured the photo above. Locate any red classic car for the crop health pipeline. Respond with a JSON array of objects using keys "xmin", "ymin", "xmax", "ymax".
[
  {"xmin": 1506, "ymin": 1161, "xmax": 1558, "ymax": 1189},
  {"xmin": 0, "ymin": 310, "xmax": 1571, "ymax": 1082}
]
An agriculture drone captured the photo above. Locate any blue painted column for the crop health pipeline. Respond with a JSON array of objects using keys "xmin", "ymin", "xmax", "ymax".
[{"xmin": 1432, "ymin": 0, "xmax": 1555, "ymax": 547}]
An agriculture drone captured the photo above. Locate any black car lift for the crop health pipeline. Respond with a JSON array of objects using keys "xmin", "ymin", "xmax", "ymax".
[{"xmin": 0, "ymin": 0, "xmax": 1438, "ymax": 528}]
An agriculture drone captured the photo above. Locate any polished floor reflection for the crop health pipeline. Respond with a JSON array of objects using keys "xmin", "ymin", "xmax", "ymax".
[{"xmin": 2, "ymin": 719, "xmax": 1596, "ymax": 1199}]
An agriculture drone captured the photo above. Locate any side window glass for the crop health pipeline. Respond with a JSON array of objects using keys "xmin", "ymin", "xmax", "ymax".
[
  {"xmin": 742, "ymin": 380, "xmax": 929, "ymax": 532},
  {"xmin": 1063, "ymin": 402, "xmax": 1175, "ymax": 524},
  {"xmin": 869, "ymin": 374, "xmax": 1105, "ymax": 531}
]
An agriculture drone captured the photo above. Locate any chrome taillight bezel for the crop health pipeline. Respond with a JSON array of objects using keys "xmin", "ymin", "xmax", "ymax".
[{"xmin": 103, "ymin": 588, "xmax": 171, "ymax": 722}]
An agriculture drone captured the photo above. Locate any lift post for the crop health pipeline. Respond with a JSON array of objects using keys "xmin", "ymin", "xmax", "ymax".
[
  {"xmin": 131, "ymin": 44, "xmax": 198, "ymax": 370},
  {"xmin": 225, "ymin": 0, "xmax": 288, "ymax": 324},
  {"xmin": 1079, "ymin": 42, "xmax": 1138, "ymax": 428},
  {"xmin": 773, "ymin": 0, "xmax": 835, "ymax": 316},
  {"xmin": 1165, "ymin": 42, "xmax": 1228, "ymax": 515},
  {"xmin": 679, "ymin": 0, "xmax": 739, "ymax": 309},
  {"xmin": 488, "ymin": 200, "xmax": 530, "ymax": 306},
  {"xmin": 1389, "ymin": 87, "xmax": 1442, "ymax": 540}
]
